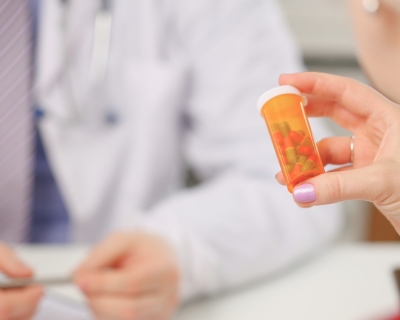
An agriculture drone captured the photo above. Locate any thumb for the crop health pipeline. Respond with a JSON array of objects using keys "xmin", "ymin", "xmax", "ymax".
[
  {"xmin": 292, "ymin": 163, "xmax": 392, "ymax": 206},
  {"xmin": 76, "ymin": 233, "xmax": 136, "ymax": 271}
]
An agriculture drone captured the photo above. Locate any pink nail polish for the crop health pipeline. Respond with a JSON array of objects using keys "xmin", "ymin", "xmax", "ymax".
[{"xmin": 293, "ymin": 183, "xmax": 316, "ymax": 203}]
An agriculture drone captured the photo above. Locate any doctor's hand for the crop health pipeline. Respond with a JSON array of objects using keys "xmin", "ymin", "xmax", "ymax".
[
  {"xmin": 275, "ymin": 72, "xmax": 400, "ymax": 234},
  {"xmin": 75, "ymin": 232, "xmax": 180, "ymax": 320},
  {"xmin": 0, "ymin": 243, "xmax": 43, "ymax": 320}
]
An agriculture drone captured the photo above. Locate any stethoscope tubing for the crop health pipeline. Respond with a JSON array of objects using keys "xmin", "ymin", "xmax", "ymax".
[{"xmin": 37, "ymin": 0, "xmax": 115, "ymax": 126}]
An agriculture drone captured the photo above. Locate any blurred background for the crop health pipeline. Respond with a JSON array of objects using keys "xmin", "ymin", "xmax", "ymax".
[
  {"xmin": 281, "ymin": 0, "xmax": 397, "ymax": 243},
  {"xmin": 282, "ymin": 0, "xmax": 364, "ymax": 80}
]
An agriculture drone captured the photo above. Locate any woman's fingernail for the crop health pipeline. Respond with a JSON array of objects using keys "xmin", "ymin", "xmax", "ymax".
[{"xmin": 293, "ymin": 183, "xmax": 316, "ymax": 203}]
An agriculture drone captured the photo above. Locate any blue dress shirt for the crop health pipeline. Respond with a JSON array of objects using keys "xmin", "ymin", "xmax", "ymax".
[{"xmin": 30, "ymin": 131, "xmax": 70, "ymax": 243}]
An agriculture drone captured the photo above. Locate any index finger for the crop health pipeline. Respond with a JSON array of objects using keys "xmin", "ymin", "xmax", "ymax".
[
  {"xmin": 0, "ymin": 244, "xmax": 32, "ymax": 278},
  {"xmin": 76, "ymin": 233, "xmax": 135, "ymax": 271},
  {"xmin": 75, "ymin": 268, "xmax": 158, "ymax": 295},
  {"xmin": 279, "ymin": 72, "xmax": 393, "ymax": 117},
  {"xmin": 0, "ymin": 286, "xmax": 43, "ymax": 319}
]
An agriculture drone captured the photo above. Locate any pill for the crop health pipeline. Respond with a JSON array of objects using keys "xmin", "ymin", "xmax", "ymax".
[
  {"xmin": 289, "ymin": 131, "xmax": 304, "ymax": 145},
  {"xmin": 272, "ymin": 123, "xmax": 284, "ymax": 146},
  {"xmin": 301, "ymin": 153, "xmax": 319, "ymax": 172},
  {"xmin": 297, "ymin": 130, "xmax": 305, "ymax": 136},
  {"xmin": 285, "ymin": 164, "xmax": 294, "ymax": 173},
  {"xmin": 284, "ymin": 136, "xmax": 297, "ymax": 165},
  {"xmin": 290, "ymin": 155, "xmax": 308, "ymax": 178},
  {"xmin": 279, "ymin": 122, "xmax": 291, "ymax": 138},
  {"xmin": 297, "ymin": 145, "xmax": 313, "ymax": 156},
  {"xmin": 299, "ymin": 137, "xmax": 312, "ymax": 148},
  {"xmin": 308, "ymin": 153, "xmax": 319, "ymax": 162},
  {"xmin": 279, "ymin": 145, "xmax": 286, "ymax": 156}
]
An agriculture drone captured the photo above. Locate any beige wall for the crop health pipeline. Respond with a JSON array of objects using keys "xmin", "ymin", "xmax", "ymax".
[{"xmin": 281, "ymin": 0, "xmax": 355, "ymax": 59}]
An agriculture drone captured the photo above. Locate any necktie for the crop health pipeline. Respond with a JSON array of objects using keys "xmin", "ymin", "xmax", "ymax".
[{"xmin": 0, "ymin": 0, "xmax": 33, "ymax": 243}]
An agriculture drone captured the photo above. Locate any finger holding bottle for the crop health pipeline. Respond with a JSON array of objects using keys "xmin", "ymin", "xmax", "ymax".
[
  {"xmin": 279, "ymin": 72, "xmax": 397, "ymax": 121},
  {"xmin": 277, "ymin": 72, "xmax": 400, "ymax": 178},
  {"xmin": 275, "ymin": 136, "xmax": 354, "ymax": 185}
]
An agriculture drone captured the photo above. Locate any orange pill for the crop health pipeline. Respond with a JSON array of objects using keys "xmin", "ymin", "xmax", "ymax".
[
  {"xmin": 284, "ymin": 136, "xmax": 294, "ymax": 148},
  {"xmin": 297, "ymin": 145, "xmax": 313, "ymax": 156},
  {"xmin": 279, "ymin": 121, "xmax": 291, "ymax": 138},
  {"xmin": 300, "ymin": 136, "xmax": 312, "ymax": 148},
  {"xmin": 285, "ymin": 164, "xmax": 294, "ymax": 173},
  {"xmin": 284, "ymin": 137, "xmax": 297, "ymax": 165},
  {"xmin": 301, "ymin": 153, "xmax": 319, "ymax": 172},
  {"xmin": 309, "ymin": 152, "xmax": 319, "ymax": 162},
  {"xmin": 272, "ymin": 123, "xmax": 284, "ymax": 146},
  {"xmin": 290, "ymin": 155, "xmax": 307, "ymax": 178},
  {"xmin": 289, "ymin": 131, "xmax": 304, "ymax": 145},
  {"xmin": 279, "ymin": 144, "xmax": 286, "ymax": 156}
]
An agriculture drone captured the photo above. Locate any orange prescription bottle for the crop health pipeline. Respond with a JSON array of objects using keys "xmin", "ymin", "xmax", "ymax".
[{"xmin": 257, "ymin": 85, "xmax": 324, "ymax": 193}]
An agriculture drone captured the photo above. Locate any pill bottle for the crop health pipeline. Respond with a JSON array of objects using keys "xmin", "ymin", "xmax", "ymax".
[{"xmin": 257, "ymin": 85, "xmax": 324, "ymax": 193}]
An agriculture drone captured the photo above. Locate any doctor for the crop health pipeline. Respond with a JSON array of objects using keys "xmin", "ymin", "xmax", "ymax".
[{"xmin": 0, "ymin": 0, "xmax": 343, "ymax": 319}]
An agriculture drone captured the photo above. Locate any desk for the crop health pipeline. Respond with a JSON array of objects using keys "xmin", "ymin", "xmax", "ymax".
[{"xmin": 16, "ymin": 244, "xmax": 400, "ymax": 320}]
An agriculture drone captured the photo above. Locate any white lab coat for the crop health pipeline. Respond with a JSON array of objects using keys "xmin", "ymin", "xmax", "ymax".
[{"xmin": 35, "ymin": 0, "xmax": 343, "ymax": 301}]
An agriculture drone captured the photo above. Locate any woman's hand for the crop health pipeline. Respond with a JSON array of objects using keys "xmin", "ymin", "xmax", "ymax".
[
  {"xmin": 0, "ymin": 243, "xmax": 43, "ymax": 319},
  {"xmin": 74, "ymin": 232, "xmax": 180, "ymax": 320},
  {"xmin": 276, "ymin": 72, "xmax": 400, "ymax": 234}
]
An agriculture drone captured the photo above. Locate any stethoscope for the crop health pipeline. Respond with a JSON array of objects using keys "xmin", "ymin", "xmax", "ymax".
[{"xmin": 35, "ymin": 0, "xmax": 118, "ymax": 126}]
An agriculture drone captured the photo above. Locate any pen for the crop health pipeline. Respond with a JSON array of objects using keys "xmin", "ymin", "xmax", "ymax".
[{"xmin": 0, "ymin": 276, "xmax": 73, "ymax": 289}]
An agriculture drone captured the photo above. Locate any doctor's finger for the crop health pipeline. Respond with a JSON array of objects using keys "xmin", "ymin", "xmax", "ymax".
[
  {"xmin": 279, "ymin": 72, "xmax": 394, "ymax": 118},
  {"xmin": 76, "ymin": 268, "xmax": 159, "ymax": 295},
  {"xmin": 0, "ymin": 244, "xmax": 32, "ymax": 277},
  {"xmin": 0, "ymin": 286, "xmax": 43, "ymax": 320},
  {"xmin": 77, "ymin": 233, "xmax": 136, "ymax": 270}
]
